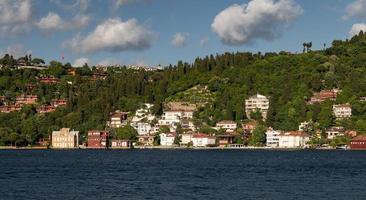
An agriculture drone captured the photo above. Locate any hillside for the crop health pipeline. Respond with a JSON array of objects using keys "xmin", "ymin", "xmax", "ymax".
[{"xmin": 1, "ymin": 32, "xmax": 366, "ymax": 146}]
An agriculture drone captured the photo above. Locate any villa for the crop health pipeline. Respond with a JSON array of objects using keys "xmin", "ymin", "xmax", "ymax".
[
  {"xmin": 278, "ymin": 131, "xmax": 309, "ymax": 148},
  {"xmin": 333, "ymin": 104, "xmax": 352, "ymax": 119},
  {"xmin": 160, "ymin": 133, "xmax": 177, "ymax": 146},
  {"xmin": 191, "ymin": 133, "xmax": 216, "ymax": 147},
  {"xmin": 51, "ymin": 128, "xmax": 79, "ymax": 149}
]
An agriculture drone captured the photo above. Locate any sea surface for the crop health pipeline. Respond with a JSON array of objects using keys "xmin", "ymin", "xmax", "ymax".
[{"xmin": 0, "ymin": 150, "xmax": 366, "ymax": 200}]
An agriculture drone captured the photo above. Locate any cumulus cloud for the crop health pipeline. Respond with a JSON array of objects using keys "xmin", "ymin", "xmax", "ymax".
[
  {"xmin": 64, "ymin": 18, "xmax": 154, "ymax": 53},
  {"xmin": 1, "ymin": 44, "xmax": 32, "ymax": 58},
  {"xmin": 114, "ymin": 0, "xmax": 143, "ymax": 8},
  {"xmin": 211, "ymin": 0, "xmax": 302, "ymax": 45},
  {"xmin": 0, "ymin": 0, "xmax": 32, "ymax": 34},
  {"xmin": 343, "ymin": 0, "xmax": 366, "ymax": 20},
  {"xmin": 36, "ymin": 12, "xmax": 90, "ymax": 32},
  {"xmin": 171, "ymin": 32, "xmax": 189, "ymax": 47},
  {"xmin": 73, "ymin": 57, "xmax": 89, "ymax": 67},
  {"xmin": 51, "ymin": 0, "xmax": 90, "ymax": 12},
  {"xmin": 349, "ymin": 23, "xmax": 366, "ymax": 37}
]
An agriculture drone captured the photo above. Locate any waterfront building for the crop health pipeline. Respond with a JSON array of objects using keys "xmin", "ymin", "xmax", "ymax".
[
  {"xmin": 181, "ymin": 133, "xmax": 193, "ymax": 145},
  {"xmin": 278, "ymin": 131, "xmax": 309, "ymax": 148},
  {"xmin": 266, "ymin": 127, "xmax": 282, "ymax": 147},
  {"xmin": 87, "ymin": 130, "xmax": 109, "ymax": 148},
  {"xmin": 137, "ymin": 134, "xmax": 155, "ymax": 146},
  {"xmin": 217, "ymin": 134, "xmax": 237, "ymax": 147},
  {"xmin": 245, "ymin": 94, "xmax": 269, "ymax": 120},
  {"xmin": 191, "ymin": 133, "xmax": 216, "ymax": 147},
  {"xmin": 160, "ymin": 133, "xmax": 176, "ymax": 146},
  {"xmin": 111, "ymin": 140, "xmax": 132, "ymax": 148},
  {"xmin": 333, "ymin": 104, "xmax": 352, "ymax": 119},
  {"xmin": 350, "ymin": 135, "xmax": 366, "ymax": 150},
  {"xmin": 51, "ymin": 128, "xmax": 79, "ymax": 149}
]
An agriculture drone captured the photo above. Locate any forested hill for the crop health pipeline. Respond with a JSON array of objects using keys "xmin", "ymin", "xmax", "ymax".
[{"xmin": 1, "ymin": 32, "xmax": 366, "ymax": 146}]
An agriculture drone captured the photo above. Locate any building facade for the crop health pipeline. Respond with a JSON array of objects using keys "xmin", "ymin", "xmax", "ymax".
[
  {"xmin": 191, "ymin": 133, "xmax": 216, "ymax": 147},
  {"xmin": 160, "ymin": 133, "xmax": 176, "ymax": 146},
  {"xmin": 350, "ymin": 135, "xmax": 366, "ymax": 150},
  {"xmin": 333, "ymin": 104, "xmax": 352, "ymax": 119},
  {"xmin": 111, "ymin": 140, "xmax": 132, "ymax": 148},
  {"xmin": 109, "ymin": 111, "xmax": 128, "ymax": 128},
  {"xmin": 215, "ymin": 120, "xmax": 237, "ymax": 132},
  {"xmin": 87, "ymin": 130, "xmax": 109, "ymax": 148},
  {"xmin": 51, "ymin": 128, "xmax": 79, "ymax": 149},
  {"xmin": 278, "ymin": 131, "xmax": 309, "ymax": 148},
  {"xmin": 266, "ymin": 127, "xmax": 282, "ymax": 147},
  {"xmin": 245, "ymin": 94, "xmax": 269, "ymax": 120},
  {"xmin": 326, "ymin": 126, "xmax": 345, "ymax": 139}
]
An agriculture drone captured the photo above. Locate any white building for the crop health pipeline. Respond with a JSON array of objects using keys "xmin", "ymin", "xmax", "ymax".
[
  {"xmin": 326, "ymin": 126, "xmax": 345, "ymax": 139},
  {"xmin": 191, "ymin": 133, "xmax": 216, "ymax": 147},
  {"xmin": 245, "ymin": 94, "xmax": 270, "ymax": 120},
  {"xmin": 265, "ymin": 127, "xmax": 282, "ymax": 147},
  {"xmin": 215, "ymin": 120, "xmax": 237, "ymax": 132},
  {"xmin": 181, "ymin": 133, "xmax": 193, "ymax": 145},
  {"xmin": 52, "ymin": 128, "xmax": 79, "ymax": 149},
  {"xmin": 160, "ymin": 133, "xmax": 176, "ymax": 146},
  {"xmin": 298, "ymin": 121, "xmax": 310, "ymax": 131},
  {"xmin": 333, "ymin": 104, "xmax": 352, "ymax": 119},
  {"xmin": 131, "ymin": 103, "xmax": 155, "ymax": 123},
  {"xmin": 133, "ymin": 122, "xmax": 152, "ymax": 135},
  {"xmin": 278, "ymin": 131, "xmax": 310, "ymax": 148}
]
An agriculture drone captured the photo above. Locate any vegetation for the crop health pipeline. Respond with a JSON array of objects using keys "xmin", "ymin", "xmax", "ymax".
[{"xmin": 1, "ymin": 33, "xmax": 366, "ymax": 146}]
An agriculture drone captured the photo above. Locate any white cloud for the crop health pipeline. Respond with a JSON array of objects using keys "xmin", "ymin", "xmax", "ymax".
[
  {"xmin": 171, "ymin": 32, "xmax": 189, "ymax": 47},
  {"xmin": 36, "ymin": 12, "xmax": 90, "ymax": 32},
  {"xmin": 343, "ymin": 0, "xmax": 366, "ymax": 20},
  {"xmin": 200, "ymin": 37, "xmax": 209, "ymax": 47},
  {"xmin": 114, "ymin": 0, "xmax": 141, "ymax": 8},
  {"xmin": 64, "ymin": 18, "xmax": 154, "ymax": 53},
  {"xmin": 73, "ymin": 57, "xmax": 89, "ymax": 67},
  {"xmin": 51, "ymin": 0, "xmax": 89, "ymax": 12},
  {"xmin": 1, "ymin": 44, "xmax": 32, "ymax": 58},
  {"xmin": 0, "ymin": 0, "xmax": 32, "ymax": 34},
  {"xmin": 349, "ymin": 23, "xmax": 366, "ymax": 37},
  {"xmin": 211, "ymin": 0, "xmax": 302, "ymax": 45}
]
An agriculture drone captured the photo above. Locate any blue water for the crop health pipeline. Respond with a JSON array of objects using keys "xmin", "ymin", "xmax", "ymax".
[{"xmin": 0, "ymin": 150, "xmax": 366, "ymax": 200}]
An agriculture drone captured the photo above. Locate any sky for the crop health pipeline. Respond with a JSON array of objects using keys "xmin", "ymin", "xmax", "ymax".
[{"xmin": 0, "ymin": 0, "xmax": 365, "ymax": 67}]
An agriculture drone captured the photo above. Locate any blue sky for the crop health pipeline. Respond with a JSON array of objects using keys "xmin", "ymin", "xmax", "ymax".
[{"xmin": 0, "ymin": 0, "xmax": 365, "ymax": 67}]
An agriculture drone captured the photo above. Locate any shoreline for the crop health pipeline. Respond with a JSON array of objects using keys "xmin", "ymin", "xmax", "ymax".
[{"xmin": 0, "ymin": 146, "xmax": 351, "ymax": 150}]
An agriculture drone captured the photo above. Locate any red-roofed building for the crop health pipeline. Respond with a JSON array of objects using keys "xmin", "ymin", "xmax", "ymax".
[
  {"xmin": 0, "ymin": 104, "xmax": 22, "ymax": 113},
  {"xmin": 39, "ymin": 76, "xmax": 60, "ymax": 84},
  {"xmin": 37, "ymin": 105, "xmax": 56, "ymax": 113},
  {"xmin": 51, "ymin": 99, "xmax": 67, "ymax": 107},
  {"xmin": 15, "ymin": 95, "xmax": 38, "ymax": 105},
  {"xmin": 309, "ymin": 89, "xmax": 340, "ymax": 104},
  {"xmin": 87, "ymin": 130, "xmax": 109, "ymax": 148},
  {"xmin": 350, "ymin": 135, "xmax": 366, "ymax": 150}
]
